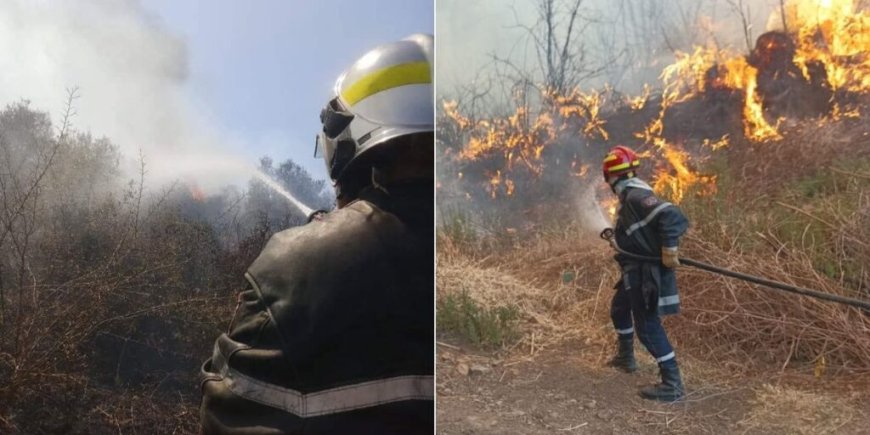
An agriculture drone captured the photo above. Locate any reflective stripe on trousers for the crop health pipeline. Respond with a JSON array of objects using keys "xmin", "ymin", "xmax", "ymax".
[{"xmin": 611, "ymin": 269, "xmax": 675, "ymax": 362}]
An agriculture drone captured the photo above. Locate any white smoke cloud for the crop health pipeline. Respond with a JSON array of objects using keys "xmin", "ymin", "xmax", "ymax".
[
  {"xmin": 0, "ymin": 0, "xmax": 256, "ymax": 189},
  {"xmin": 436, "ymin": 0, "xmax": 779, "ymax": 96}
]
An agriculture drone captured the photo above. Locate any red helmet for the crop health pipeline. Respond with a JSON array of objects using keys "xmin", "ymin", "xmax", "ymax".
[{"xmin": 602, "ymin": 145, "xmax": 640, "ymax": 181}]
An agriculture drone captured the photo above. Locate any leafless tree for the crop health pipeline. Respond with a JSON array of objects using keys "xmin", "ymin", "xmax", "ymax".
[
  {"xmin": 494, "ymin": 0, "xmax": 611, "ymax": 95},
  {"xmin": 779, "ymin": 0, "xmax": 789, "ymax": 34},
  {"xmin": 0, "ymin": 88, "xmax": 78, "ymax": 329},
  {"xmin": 726, "ymin": 0, "xmax": 754, "ymax": 53}
]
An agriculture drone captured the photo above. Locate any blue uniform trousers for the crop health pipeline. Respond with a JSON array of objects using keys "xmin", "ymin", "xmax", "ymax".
[{"xmin": 611, "ymin": 269, "xmax": 677, "ymax": 367}]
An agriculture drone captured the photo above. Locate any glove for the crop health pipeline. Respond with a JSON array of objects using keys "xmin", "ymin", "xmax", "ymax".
[{"xmin": 661, "ymin": 246, "xmax": 680, "ymax": 268}]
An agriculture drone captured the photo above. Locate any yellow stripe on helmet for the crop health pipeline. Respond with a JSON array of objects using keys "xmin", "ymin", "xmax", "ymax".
[
  {"xmin": 341, "ymin": 61, "xmax": 431, "ymax": 106},
  {"xmin": 603, "ymin": 154, "xmax": 619, "ymax": 163},
  {"xmin": 607, "ymin": 162, "xmax": 631, "ymax": 172}
]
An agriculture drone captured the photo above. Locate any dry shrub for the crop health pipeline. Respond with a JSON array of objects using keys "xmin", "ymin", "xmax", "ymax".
[
  {"xmin": 438, "ymin": 257, "xmax": 554, "ymax": 335},
  {"xmin": 437, "ymin": 227, "xmax": 621, "ymax": 357},
  {"xmin": 667, "ymin": 121, "xmax": 870, "ymax": 373},
  {"xmin": 725, "ymin": 116, "xmax": 870, "ymax": 192},
  {"xmin": 0, "ymin": 102, "xmax": 298, "ymax": 433},
  {"xmin": 82, "ymin": 390, "xmax": 199, "ymax": 434},
  {"xmin": 438, "ymin": 198, "xmax": 870, "ymax": 375},
  {"xmin": 0, "ymin": 198, "xmax": 244, "ymax": 433},
  {"xmin": 673, "ymin": 235, "xmax": 870, "ymax": 372},
  {"xmin": 739, "ymin": 384, "xmax": 859, "ymax": 434}
]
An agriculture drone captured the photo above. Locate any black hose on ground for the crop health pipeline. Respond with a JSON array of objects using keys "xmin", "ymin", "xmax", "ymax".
[{"xmin": 599, "ymin": 228, "xmax": 870, "ymax": 312}]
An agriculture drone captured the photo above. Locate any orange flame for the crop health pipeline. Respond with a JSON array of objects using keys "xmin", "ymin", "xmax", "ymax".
[
  {"xmin": 789, "ymin": 0, "xmax": 870, "ymax": 93},
  {"xmin": 441, "ymin": 0, "xmax": 868, "ymax": 210}
]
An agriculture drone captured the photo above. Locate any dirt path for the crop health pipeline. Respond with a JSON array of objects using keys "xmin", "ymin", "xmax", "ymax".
[{"xmin": 436, "ymin": 338, "xmax": 869, "ymax": 434}]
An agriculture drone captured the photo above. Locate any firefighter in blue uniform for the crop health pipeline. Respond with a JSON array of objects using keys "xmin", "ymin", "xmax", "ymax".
[{"xmin": 603, "ymin": 145, "xmax": 689, "ymax": 402}]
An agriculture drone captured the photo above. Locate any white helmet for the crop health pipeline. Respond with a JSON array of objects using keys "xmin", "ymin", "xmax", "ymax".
[{"xmin": 315, "ymin": 34, "xmax": 434, "ymax": 184}]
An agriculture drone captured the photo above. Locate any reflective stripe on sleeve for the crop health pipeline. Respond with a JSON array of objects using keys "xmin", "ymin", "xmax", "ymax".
[
  {"xmin": 615, "ymin": 327, "xmax": 634, "ymax": 335},
  {"xmin": 625, "ymin": 202, "xmax": 673, "ymax": 236},
  {"xmin": 658, "ymin": 295, "xmax": 680, "ymax": 307},
  {"xmin": 222, "ymin": 368, "xmax": 433, "ymax": 417}
]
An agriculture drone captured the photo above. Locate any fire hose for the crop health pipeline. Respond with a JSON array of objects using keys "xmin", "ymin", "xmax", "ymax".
[{"xmin": 599, "ymin": 228, "xmax": 870, "ymax": 312}]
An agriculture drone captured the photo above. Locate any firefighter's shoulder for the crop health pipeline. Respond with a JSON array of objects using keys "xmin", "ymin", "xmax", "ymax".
[
  {"xmin": 246, "ymin": 200, "xmax": 405, "ymax": 287},
  {"xmin": 625, "ymin": 187, "xmax": 664, "ymax": 211}
]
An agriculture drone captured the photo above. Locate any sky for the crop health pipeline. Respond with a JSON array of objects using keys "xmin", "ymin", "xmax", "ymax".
[
  {"xmin": 146, "ymin": 0, "xmax": 434, "ymax": 181},
  {"xmin": 0, "ymin": 0, "xmax": 433, "ymax": 187}
]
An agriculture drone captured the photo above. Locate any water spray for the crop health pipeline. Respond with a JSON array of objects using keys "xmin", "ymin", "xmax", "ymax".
[
  {"xmin": 253, "ymin": 170, "xmax": 328, "ymax": 222},
  {"xmin": 155, "ymin": 153, "xmax": 328, "ymax": 222}
]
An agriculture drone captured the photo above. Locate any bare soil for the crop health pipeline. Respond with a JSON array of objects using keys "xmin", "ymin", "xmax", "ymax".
[{"xmin": 436, "ymin": 337, "xmax": 870, "ymax": 434}]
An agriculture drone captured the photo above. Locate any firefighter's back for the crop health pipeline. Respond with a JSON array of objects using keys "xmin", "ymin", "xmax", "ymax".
[{"xmin": 200, "ymin": 184, "xmax": 434, "ymax": 434}]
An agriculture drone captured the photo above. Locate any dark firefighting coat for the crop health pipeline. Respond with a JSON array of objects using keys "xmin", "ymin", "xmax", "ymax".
[
  {"xmin": 200, "ymin": 182, "xmax": 433, "ymax": 434},
  {"xmin": 613, "ymin": 179, "xmax": 689, "ymax": 315}
]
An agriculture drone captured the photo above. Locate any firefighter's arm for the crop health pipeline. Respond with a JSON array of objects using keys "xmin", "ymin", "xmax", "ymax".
[
  {"xmin": 200, "ymin": 285, "xmax": 270, "ymax": 381},
  {"xmin": 657, "ymin": 203, "xmax": 689, "ymax": 268},
  {"xmin": 224, "ymin": 284, "xmax": 270, "ymax": 343}
]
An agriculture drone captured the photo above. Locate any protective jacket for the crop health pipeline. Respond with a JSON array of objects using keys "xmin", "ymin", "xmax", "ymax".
[
  {"xmin": 614, "ymin": 179, "xmax": 689, "ymax": 315},
  {"xmin": 200, "ymin": 182, "xmax": 434, "ymax": 434}
]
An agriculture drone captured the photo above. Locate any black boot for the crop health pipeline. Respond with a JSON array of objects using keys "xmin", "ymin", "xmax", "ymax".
[
  {"xmin": 640, "ymin": 362, "xmax": 684, "ymax": 402},
  {"xmin": 607, "ymin": 337, "xmax": 638, "ymax": 373}
]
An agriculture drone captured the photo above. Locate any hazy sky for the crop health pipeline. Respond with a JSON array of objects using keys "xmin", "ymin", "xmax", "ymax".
[
  {"xmin": 147, "ymin": 0, "xmax": 434, "ymax": 181},
  {"xmin": 0, "ymin": 0, "xmax": 433, "ymax": 187},
  {"xmin": 436, "ymin": 0, "xmax": 776, "ymax": 96},
  {"xmin": 146, "ymin": 0, "xmax": 434, "ymax": 181}
]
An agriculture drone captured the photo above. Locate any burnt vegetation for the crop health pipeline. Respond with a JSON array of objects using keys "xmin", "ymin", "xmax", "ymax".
[{"xmin": 0, "ymin": 93, "xmax": 333, "ymax": 433}]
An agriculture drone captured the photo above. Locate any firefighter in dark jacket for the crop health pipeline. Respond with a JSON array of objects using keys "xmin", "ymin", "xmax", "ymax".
[
  {"xmin": 199, "ymin": 34, "xmax": 434, "ymax": 433},
  {"xmin": 603, "ymin": 145, "xmax": 689, "ymax": 402}
]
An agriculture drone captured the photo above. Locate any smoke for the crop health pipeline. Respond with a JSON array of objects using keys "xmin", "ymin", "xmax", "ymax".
[
  {"xmin": 0, "ymin": 0, "xmax": 256, "ymax": 190},
  {"xmin": 571, "ymin": 182, "xmax": 612, "ymax": 232},
  {"xmin": 436, "ymin": 0, "xmax": 779, "ymax": 97},
  {"xmin": 436, "ymin": 0, "xmax": 789, "ymax": 232}
]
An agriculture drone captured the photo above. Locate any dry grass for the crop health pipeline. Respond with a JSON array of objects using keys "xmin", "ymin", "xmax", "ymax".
[
  {"xmin": 674, "ymin": 235, "xmax": 870, "ymax": 373},
  {"xmin": 438, "ymin": 226, "xmax": 870, "ymax": 372},
  {"xmin": 739, "ymin": 384, "xmax": 861, "ymax": 434},
  {"xmin": 437, "ymin": 164, "xmax": 870, "ymax": 379},
  {"xmin": 438, "ymin": 229, "xmax": 621, "ymax": 361}
]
